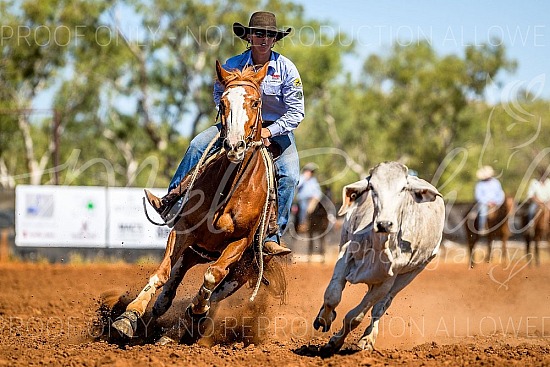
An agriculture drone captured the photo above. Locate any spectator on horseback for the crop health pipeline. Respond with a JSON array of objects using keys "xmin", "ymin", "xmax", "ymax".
[
  {"xmin": 526, "ymin": 168, "xmax": 550, "ymax": 225},
  {"xmin": 144, "ymin": 11, "xmax": 304, "ymax": 256},
  {"xmin": 474, "ymin": 165, "xmax": 505, "ymax": 234},
  {"xmin": 296, "ymin": 163, "xmax": 322, "ymax": 233}
]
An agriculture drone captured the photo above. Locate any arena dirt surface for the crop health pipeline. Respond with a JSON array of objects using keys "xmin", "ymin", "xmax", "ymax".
[{"xmin": 1, "ymin": 253, "xmax": 549, "ymax": 366}]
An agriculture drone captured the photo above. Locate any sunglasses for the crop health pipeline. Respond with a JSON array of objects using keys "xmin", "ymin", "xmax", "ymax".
[{"xmin": 253, "ymin": 30, "xmax": 277, "ymax": 39}]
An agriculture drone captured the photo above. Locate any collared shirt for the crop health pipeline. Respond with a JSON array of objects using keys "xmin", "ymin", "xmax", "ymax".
[
  {"xmin": 527, "ymin": 178, "xmax": 550, "ymax": 202},
  {"xmin": 296, "ymin": 175, "xmax": 322, "ymax": 201},
  {"xmin": 213, "ymin": 49, "xmax": 305, "ymax": 137},
  {"xmin": 474, "ymin": 178, "xmax": 505, "ymax": 206}
]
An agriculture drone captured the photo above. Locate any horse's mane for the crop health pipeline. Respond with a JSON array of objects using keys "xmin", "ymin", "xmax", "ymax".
[{"xmin": 219, "ymin": 66, "xmax": 261, "ymax": 87}]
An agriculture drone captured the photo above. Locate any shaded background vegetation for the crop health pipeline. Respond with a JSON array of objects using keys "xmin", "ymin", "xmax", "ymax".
[{"xmin": 1, "ymin": 0, "xmax": 549, "ymax": 203}]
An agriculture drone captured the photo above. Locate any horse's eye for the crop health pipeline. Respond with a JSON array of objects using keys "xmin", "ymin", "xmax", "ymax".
[{"xmin": 252, "ymin": 100, "xmax": 261, "ymax": 108}]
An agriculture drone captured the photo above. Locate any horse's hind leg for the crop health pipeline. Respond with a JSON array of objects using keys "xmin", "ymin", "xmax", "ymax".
[
  {"xmin": 112, "ymin": 230, "xmax": 193, "ymax": 338},
  {"xmin": 501, "ymin": 238, "xmax": 509, "ymax": 266}
]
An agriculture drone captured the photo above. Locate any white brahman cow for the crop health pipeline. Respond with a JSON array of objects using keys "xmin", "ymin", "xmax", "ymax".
[{"xmin": 313, "ymin": 161, "xmax": 445, "ymax": 356}]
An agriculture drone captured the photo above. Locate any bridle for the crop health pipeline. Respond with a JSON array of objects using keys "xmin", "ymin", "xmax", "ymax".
[{"xmin": 218, "ymin": 80, "xmax": 263, "ymax": 149}]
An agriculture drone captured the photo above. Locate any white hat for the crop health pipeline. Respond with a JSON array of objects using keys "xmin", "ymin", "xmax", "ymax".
[{"xmin": 476, "ymin": 165, "xmax": 495, "ymax": 180}]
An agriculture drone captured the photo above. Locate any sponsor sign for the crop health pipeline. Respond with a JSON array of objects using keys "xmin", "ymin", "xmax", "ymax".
[
  {"xmin": 106, "ymin": 188, "xmax": 169, "ymax": 248},
  {"xmin": 15, "ymin": 185, "xmax": 107, "ymax": 247}
]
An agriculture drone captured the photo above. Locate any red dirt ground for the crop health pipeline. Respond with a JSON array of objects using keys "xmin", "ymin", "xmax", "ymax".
[{"xmin": 0, "ymin": 256, "xmax": 549, "ymax": 366}]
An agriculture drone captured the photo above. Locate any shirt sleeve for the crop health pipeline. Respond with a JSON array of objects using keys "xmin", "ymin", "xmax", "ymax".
[
  {"xmin": 267, "ymin": 63, "xmax": 305, "ymax": 137},
  {"xmin": 213, "ymin": 80, "xmax": 224, "ymax": 108}
]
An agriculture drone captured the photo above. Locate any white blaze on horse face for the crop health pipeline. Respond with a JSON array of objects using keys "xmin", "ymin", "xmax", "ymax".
[{"xmin": 223, "ymin": 86, "xmax": 248, "ymax": 146}]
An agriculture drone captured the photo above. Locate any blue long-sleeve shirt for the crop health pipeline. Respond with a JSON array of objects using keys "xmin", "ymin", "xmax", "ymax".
[
  {"xmin": 296, "ymin": 175, "xmax": 322, "ymax": 201},
  {"xmin": 213, "ymin": 50, "xmax": 305, "ymax": 137}
]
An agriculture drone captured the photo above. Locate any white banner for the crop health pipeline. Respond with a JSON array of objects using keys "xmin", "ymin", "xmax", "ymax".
[
  {"xmin": 15, "ymin": 185, "xmax": 107, "ymax": 247},
  {"xmin": 106, "ymin": 188, "xmax": 170, "ymax": 249}
]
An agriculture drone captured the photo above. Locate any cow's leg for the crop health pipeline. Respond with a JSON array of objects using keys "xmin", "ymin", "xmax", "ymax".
[
  {"xmin": 189, "ymin": 237, "xmax": 250, "ymax": 315},
  {"xmin": 152, "ymin": 246, "xmax": 208, "ymax": 318},
  {"xmin": 320, "ymin": 278, "xmax": 395, "ymax": 356},
  {"xmin": 314, "ymin": 243, "xmax": 352, "ymax": 332},
  {"xmin": 112, "ymin": 230, "xmax": 193, "ymax": 338},
  {"xmin": 358, "ymin": 266, "xmax": 427, "ymax": 351}
]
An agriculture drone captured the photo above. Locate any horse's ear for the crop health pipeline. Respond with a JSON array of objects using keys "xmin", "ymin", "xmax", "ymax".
[
  {"xmin": 216, "ymin": 60, "xmax": 230, "ymax": 86},
  {"xmin": 252, "ymin": 62, "xmax": 270, "ymax": 86}
]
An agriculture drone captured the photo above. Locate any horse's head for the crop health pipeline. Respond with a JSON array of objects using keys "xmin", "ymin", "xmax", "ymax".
[{"xmin": 216, "ymin": 60, "xmax": 269, "ymax": 163}]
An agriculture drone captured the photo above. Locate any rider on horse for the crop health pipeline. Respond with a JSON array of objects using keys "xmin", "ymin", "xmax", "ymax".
[{"xmin": 144, "ymin": 11, "xmax": 304, "ymax": 256}]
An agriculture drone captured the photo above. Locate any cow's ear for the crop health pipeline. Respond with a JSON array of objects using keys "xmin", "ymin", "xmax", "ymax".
[
  {"xmin": 338, "ymin": 178, "xmax": 370, "ymax": 216},
  {"xmin": 407, "ymin": 176, "xmax": 441, "ymax": 203}
]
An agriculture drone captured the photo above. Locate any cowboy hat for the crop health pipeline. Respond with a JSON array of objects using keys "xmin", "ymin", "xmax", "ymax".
[
  {"xmin": 302, "ymin": 162, "xmax": 318, "ymax": 172},
  {"xmin": 476, "ymin": 165, "xmax": 495, "ymax": 180},
  {"xmin": 233, "ymin": 11, "xmax": 291, "ymax": 41}
]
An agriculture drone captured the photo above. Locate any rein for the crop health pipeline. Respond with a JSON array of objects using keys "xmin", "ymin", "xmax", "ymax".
[{"xmin": 219, "ymin": 78, "xmax": 271, "ymax": 301}]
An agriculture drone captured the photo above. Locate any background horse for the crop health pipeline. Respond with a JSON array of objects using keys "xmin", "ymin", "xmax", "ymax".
[
  {"xmin": 521, "ymin": 201, "xmax": 549, "ymax": 267},
  {"xmin": 112, "ymin": 61, "xmax": 283, "ymax": 344},
  {"xmin": 294, "ymin": 189, "xmax": 335, "ymax": 262},
  {"xmin": 465, "ymin": 196, "xmax": 514, "ymax": 268}
]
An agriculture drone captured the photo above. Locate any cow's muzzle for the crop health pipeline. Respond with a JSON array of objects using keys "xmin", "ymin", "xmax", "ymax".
[{"xmin": 375, "ymin": 220, "xmax": 394, "ymax": 233}]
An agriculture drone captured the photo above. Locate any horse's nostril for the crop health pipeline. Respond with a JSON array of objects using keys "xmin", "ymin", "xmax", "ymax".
[
  {"xmin": 223, "ymin": 138, "xmax": 231, "ymax": 152},
  {"xmin": 236, "ymin": 140, "xmax": 246, "ymax": 151}
]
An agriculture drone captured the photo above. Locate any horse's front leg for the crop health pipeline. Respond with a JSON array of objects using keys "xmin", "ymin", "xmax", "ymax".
[
  {"xmin": 112, "ymin": 230, "xmax": 193, "ymax": 338},
  {"xmin": 153, "ymin": 246, "xmax": 209, "ymax": 318},
  {"xmin": 189, "ymin": 237, "xmax": 250, "ymax": 316}
]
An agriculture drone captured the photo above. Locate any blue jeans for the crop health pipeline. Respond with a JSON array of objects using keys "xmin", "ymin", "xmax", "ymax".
[
  {"xmin": 477, "ymin": 203, "xmax": 489, "ymax": 231},
  {"xmin": 298, "ymin": 198, "xmax": 311, "ymax": 225},
  {"xmin": 169, "ymin": 123, "xmax": 300, "ymax": 243},
  {"xmin": 528, "ymin": 201, "xmax": 541, "ymax": 224}
]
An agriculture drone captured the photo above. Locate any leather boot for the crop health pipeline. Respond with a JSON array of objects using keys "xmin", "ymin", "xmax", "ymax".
[
  {"xmin": 265, "ymin": 188, "xmax": 279, "ymax": 239},
  {"xmin": 144, "ymin": 189, "xmax": 183, "ymax": 221},
  {"xmin": 263, "ymin": 241, "xmax": 292, "ymax": 256}
]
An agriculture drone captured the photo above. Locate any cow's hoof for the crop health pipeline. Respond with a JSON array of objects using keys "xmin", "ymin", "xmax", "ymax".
[
  {"xmin": 319, "ymin": 343, "xmax": 337, "ymax": 358},
  {"xmin": 313, "ymin": 310, "xmax": 336, "ymax": 332},
  {"xmin": 112, "ymin": 311, "xmax": 138, "ymax": 338},
  {"xmin": 156, "ymin": 335, "xmax": 175, "ymax": 346}
]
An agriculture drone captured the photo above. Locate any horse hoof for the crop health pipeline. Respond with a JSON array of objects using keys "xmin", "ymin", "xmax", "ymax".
[
  {"xmin": 156, "ymin": 336, "xmax": 175, "ymax": 346},
  {"xmin": 186, "ymin": 304, "xmax": 209, "ymax": 320},
  {"xmin": 319, "ymin": 343, "xmax": 337, "ymax": 358},
  {"xmin": 112, "ymin": 311, "xmax": 138, "ymax": 338}
]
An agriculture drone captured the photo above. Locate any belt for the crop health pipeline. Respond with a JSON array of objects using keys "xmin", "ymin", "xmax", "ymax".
[{"xmin": 262, "ymin": 120, "xmax": 275, "ymax": 127}]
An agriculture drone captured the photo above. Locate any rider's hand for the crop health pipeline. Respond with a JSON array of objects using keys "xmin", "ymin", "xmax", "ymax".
[{"xmin": 261, "ymin": 128, "xmax": 272, "ymax": 146}]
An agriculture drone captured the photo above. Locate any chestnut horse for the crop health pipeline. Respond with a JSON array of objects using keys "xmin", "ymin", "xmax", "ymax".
[
  {"xmin": 465, "ymin": 197, "xmax": 514, "ymax": 268},
  {"xmin": 112, "ymin": 61, "xmax": 280, "ymax": 343}
]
